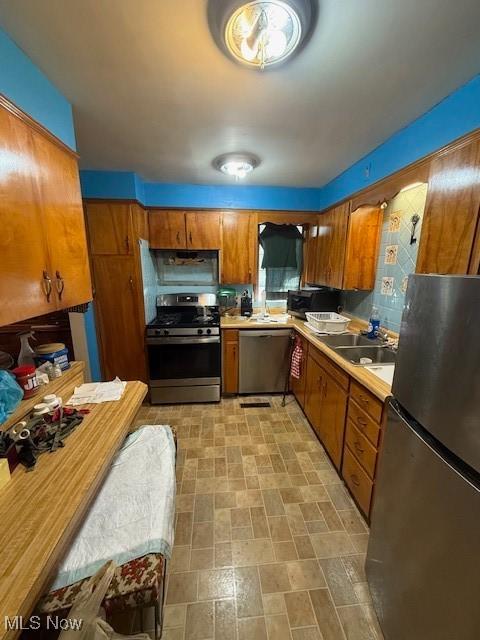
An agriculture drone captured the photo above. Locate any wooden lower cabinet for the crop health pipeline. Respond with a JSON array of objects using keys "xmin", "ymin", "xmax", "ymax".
[
  {"xmin": 92, "ymin": 256, "xmax": 147, "ymax": 382},
  {"xmin": 299, "ymin": 338, "xmax": 388, "ymax": 519},
  {"xmin": 290, "ymin": 335, "xmax": 309, "ymax": 409},
  {"xmin": 304, "ymin": 348, "xmax": 348, "ymax": 471},
  {"xmin": 342, "ymin": 446, "xmax": 374, "ymax": 517},
  {"xmin": 222, "ymin": 330, "xmax": 239, "ymax": 394},
  {"xmin": 304, "ymin": 354, "xmax": 324, "ymax": 433},
  {"xmin": 319, "ymin": 372, "xmax": 348, "ymax": 470}
]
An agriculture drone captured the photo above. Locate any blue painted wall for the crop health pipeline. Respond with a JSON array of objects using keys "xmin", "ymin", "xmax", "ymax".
[
  {"xmin": 81, "ymin": 170, "xmax": 322, "ymax": 211},
  {"xmin": 0, "ymin": 28, "xmax": 76, "ymax": 149},
  {"xmin": 318, "ymin": 73, "xmax": 480, "ymax": 209},
  {"xmin": 0, "ymin": 27, "xmax": 101, "ymax": 380}
]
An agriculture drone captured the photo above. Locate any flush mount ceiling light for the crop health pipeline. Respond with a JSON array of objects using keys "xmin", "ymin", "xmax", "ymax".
[
  {"xmin": 208, "ymin": 0, "xmax": 317, "ymax": 69},
  {"xmin": 213, "ymin": 153, "xmax": 260, "ymax": 179}
]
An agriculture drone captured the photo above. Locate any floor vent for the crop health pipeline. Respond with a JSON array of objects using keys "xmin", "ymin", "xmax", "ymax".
[{"xmin": 240, "ymin": 401, "xmax": 272, "ymax": 408}]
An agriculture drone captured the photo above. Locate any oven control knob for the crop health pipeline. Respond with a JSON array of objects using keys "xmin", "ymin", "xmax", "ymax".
[
  {"xmin": 163, "ymin": 330, "xmax": 169, "ymax": 336},
  {"xmin": 155, "ymin": 329, "xmax": 162, "ymax": 335},
  {"xmin": 206, "ymin": 329, "xmax": 212, "ymax": 335},
  {"xmin": 197, "ymin": 329, "xmax": 203, "ymax": 335}
]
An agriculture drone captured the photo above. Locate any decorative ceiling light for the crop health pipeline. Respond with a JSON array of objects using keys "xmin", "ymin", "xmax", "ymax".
[
  {"xmin": 213, "ymin": 153, "xmax": 260, "ymax": 180},
  {"xmin": 208, "ymin": 0, "xmax": 316, "ymax": 69}
]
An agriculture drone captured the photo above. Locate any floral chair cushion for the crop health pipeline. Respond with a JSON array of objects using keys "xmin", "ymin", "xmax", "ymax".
[{"xmin": 37, "ymin": 554, "xmax": 165, "ymax": 615}]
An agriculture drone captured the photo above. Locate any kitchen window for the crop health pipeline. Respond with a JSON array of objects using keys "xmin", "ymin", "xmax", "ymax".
[{"xmin": 257, "ymin": 224, "xmax": 304, "ymax": 308}]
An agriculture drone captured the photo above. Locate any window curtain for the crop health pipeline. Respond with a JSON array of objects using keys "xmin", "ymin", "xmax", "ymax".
[{"xmin": 259, "ymin": 223, "xmax": 303, "ymax": 296}]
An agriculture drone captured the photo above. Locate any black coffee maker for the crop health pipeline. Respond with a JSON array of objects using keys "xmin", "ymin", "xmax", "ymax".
[{"xmin": 240, "ymin": 290, "xmax": 253, "ymax": 317}]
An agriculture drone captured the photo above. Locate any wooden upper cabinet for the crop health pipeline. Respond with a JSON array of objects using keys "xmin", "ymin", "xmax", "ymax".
[
  {"xmin": 315, "ymin": 203, "xmax": 349, "ymax": 288},
  {"xmin": 0, "ymin": 106, "xmax": 53, "ymax": 325},
  {"xmin": 303, "ymin": 222, "xmax": 318, "ymax": 285},
  {"xmin": 33, "ymin": 133, "xmax": 92, "ymax": 309},
  {"xmin": 0, "ymin": 97, "xmax": 92, "ymax": 326},
  {"xmin": 312, "ymin": 202, "xmax": 381, "ymax": 290},
  {"xmin": 85, "ymin": 202, "xmax": 133, "ymax": 255},
  {"xmin": 343, "ymin": 205, "xmax": 383, "ymax": 290},
  {"xmin": 416, "ymin": 140, "xmax": 480, "ymax": 275},
  {"xmin": 148, "ymin": 210, "xmax": 186, "ymax": 249},
  {"xmin": 221, "ymin": 211, "xmax": 256, "ymax": 284},
  {"xmin": 186, "ymin": 212, "xmax": 222, "ymax": 249}
]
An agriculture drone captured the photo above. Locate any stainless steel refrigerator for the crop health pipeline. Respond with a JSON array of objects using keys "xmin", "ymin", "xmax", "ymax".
[{"xmin": 366, "ymin": 274, "xmax": 480, "ymax": 640}]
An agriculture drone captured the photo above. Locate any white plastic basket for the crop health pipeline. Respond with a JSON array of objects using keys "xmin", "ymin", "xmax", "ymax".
[{"xmin": 305, "ymin": 312, "xmax": 351, "ymax": 334}]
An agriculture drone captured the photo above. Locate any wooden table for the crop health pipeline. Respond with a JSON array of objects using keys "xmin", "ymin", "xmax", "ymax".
[{"xmin": 0, "ymin": 366, "xmax": 147, "ymax": 639}]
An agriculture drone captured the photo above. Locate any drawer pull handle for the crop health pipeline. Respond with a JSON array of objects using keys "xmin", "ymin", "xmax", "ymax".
[
  {"xmin": 176, "ymin": 231, "xmax": 180, "ymax": 243},
  {"xmin": 42, "ymin": 271, "xmax": 52, "ymax": 302},
  {"xmin": 55, "ymin": 271, "xmax": 65, "ymax": 301},
  {"xmin": 351, "ymin": 473, "xmax": 360, "ymax": 487},
  {"xmin": 357, "ymin": 417, "xmax": 368, "ymax": 426},
  {"xmin": 354, "ymin": 441, "xmax": 365, "ymax": 454},
  {"xmin": 359, "ymin": 395, "xmax": 369, "ymax": 405}
]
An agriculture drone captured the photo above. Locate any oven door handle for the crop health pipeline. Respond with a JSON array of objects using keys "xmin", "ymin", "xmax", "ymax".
[{"xmin": 146, "ymin": 336, "xmax": 220, "ymax": 345}]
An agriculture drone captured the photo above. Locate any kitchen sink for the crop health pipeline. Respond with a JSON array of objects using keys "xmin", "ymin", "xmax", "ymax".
[
  {"xmin": 319, "ymin": 333, "xmax": 383, "ymax": 347},
  {"xmin": 334, "ymin": 345, "xmax": 397, "ymax": 366}
]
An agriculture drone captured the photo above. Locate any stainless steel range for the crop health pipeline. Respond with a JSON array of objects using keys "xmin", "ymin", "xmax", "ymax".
[{"xmin": 145, "ymin": 293, "xmax": 221, "ymax": 404}]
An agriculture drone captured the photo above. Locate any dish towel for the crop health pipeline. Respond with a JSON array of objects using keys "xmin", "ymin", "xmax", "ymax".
[{"xmin": 290, "ymin": 338, "xmax": 303, "ymax": 380}]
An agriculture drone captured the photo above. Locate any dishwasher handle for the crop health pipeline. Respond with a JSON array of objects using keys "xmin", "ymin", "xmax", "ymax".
[{"xmin": 239, "ymin": 330, "xmax": 292, "ymax": 338}]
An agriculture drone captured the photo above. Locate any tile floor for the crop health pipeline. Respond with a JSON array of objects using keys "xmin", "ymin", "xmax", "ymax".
[{"xmin": 133, "ymin": 395, "xmax": 383, "ymax": 640}]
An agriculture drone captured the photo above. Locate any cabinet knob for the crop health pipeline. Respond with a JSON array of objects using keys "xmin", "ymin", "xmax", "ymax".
[
  {"xmin": 125, "ymin": 236, "xmax": 130, "ymax": 252},
  {"xmin": 176, "ymin": 231, "xmax": 180, "ymax": 243},
  {"xmin": 353, "ymin": 441, "xmax": 365, "ymax": 455},
  {"xmin": 42, "ymin": 271, "xmax": 52, "ymax": 302},
  {"xmin": 189, "ymin": 231, "xmax": 193, "ymax": 244},
  {"xmin": 350, "ymin": 473, "xmax": 360, "ymax": 487},
  {"xmin": 55, "ymin": 271, "xmax": 65, "ymax": 301}
]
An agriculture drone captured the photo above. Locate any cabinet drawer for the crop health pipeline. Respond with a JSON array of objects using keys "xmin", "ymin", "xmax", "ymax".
[
  {"xmin": 350, "ymin": 381, "xmax": 383, "ymax": 422},
  {"xmin": 345, "ymin": 420, "xmax": 377, "ymax": 479},
  {"xmin": 347, "ymin": 398, "xmax": 381, "ymax": 447},
  {"xmin": 342, "ymin": 446, "xmax": 373, "ymax": 517},
  {"xmin": 309, "ymin": 346, "xmax": 349, "ymax": 391}
]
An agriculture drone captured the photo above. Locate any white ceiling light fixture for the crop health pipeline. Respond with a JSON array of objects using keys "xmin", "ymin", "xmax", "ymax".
[
  {"xmin": 214, "ymin": 153, "xmax": 260, "ymax": 180},
  {"xmin": 208, "ymin": 0, "xmax": 317, "ymax": 69}
]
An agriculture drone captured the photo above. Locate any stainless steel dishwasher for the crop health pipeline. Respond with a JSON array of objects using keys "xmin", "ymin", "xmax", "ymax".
[{"xmin": 238, "ymin": 329, "xmax": 292, "ymax": 393}]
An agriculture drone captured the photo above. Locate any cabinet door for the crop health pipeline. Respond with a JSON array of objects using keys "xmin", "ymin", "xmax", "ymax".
[
  {"xmin": 0, "ymin": 105, "xmax": 53, "ymax": 325},
  {"xmin": 304, "ymin": 354, "xmax": 324, "ymax": 437},
  {"xmin": 319, "ymin": 370, "xmax": 348, "ymax": 470},
  {"xmin": 33, "ymin": 133, "xmax": 92, "ymax": 309},
  {"xmin": 343, "ymin": 205, "xmax": 382, "ymax": 290},
  {"xmin": 222, "ymin": 329, "xmax": 239, "ymax": 393},
  {"xmin": 186, "ymin": 212, "xmax": 222, "ymax": 249},
  {"xmin": 303, "ymin": 222, "xmax": 318, "ymax": 285},
  {"xmin": 326, "ymin": 202, "xmax": 349, "ymax": 288},
  {"xmin": 416, "ymin": 140, "xmax": 480, "ymax": 274},
  {"xmin": 91, "ymin": 255, "xmax": 147, "ymax": 382},
  {"xmin": 290, "ymin": 335, "xmax": 308, "ymax": 408},
  {"xmin": 221, "ymin": 211, "xmax": 256, "ymax": 284},
  {"xmin": 149, "ymin": 210, "xmax": 186, "ymax": 249},
  {"xmin": 85, "ymin": 202, "xmax": 133, "ymax": 255},
  {"xmin": 315, "ymin": 203, "xmax": 348, "ymax": 287}
]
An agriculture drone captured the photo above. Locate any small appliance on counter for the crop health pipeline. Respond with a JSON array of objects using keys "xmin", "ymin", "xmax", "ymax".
[
  {"xmin": 217, "ymin": 286, "xmax": 237, "ymax": 316},
  {"xmin": 287, "ymin": 287, "xmax": 341, "ymax": 319},
  {"xmin": 240, "ymin": 290, "xmax": 253, "ymax": 317},
  {"xmin": 145, "ymin": 293, "xmax": 221, "ymax": 404}
]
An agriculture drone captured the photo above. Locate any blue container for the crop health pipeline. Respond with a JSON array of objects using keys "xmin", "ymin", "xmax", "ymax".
[{"xmin": 34, "ymin": 344, "xmax": 70, "ymax": 371}]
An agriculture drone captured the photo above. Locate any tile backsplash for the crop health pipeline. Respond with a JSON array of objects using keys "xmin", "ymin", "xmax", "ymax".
[
  {"xmin": 342, "ymin": 183, "xmax": 428, "ymax": 332},
  {"xmin": 139, "ymin": 239, "xmax": 157, "ymax": 323}
]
